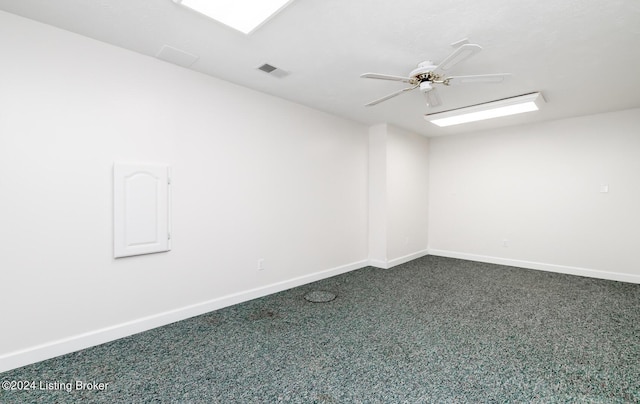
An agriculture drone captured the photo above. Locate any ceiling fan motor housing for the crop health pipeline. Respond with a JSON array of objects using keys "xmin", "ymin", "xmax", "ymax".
[{"xmin": 410, "ymin": 62, "xmax": 438, "ymax": 79}]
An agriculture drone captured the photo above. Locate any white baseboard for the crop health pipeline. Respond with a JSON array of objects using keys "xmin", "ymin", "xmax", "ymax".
[
  {"xmin": 427, "ymin": 249, "xmax": 640, "ymax": 284},
  {"xmin": 0, "ymin": 259, "xmax": 368, "ymax": 373},
  {"xmin": 387, "ymin": 249, "xmax": 429, "ymax": 268},
  {"xmin": 368, "ymin": 249, "xmax": 429, "ymax": 269},
  {"xmin": 367, "ymin": 258, "xmax": 388, "ymax": 269}
]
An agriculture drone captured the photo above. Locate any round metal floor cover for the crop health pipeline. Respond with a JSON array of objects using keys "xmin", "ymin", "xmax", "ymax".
[{"xmin": 304, "ymin": 290, "xmax": 336, "ymax": 303}]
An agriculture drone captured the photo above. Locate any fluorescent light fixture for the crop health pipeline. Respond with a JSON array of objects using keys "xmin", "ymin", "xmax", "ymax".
[
  {"xmin": 424, "ymin": 92, "xmax": 545, "ymax": 127},
  {"xmin": 173, "ymin": 0, "xmax": 294, "ymax": 34}
]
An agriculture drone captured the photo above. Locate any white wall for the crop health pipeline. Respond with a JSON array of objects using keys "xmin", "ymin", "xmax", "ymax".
[
  {"xmin": 386, "ymin": 125, "xmax": 429, "ymax": 264},
  {"xmin": 367, "ymin": 125, "xmax": 388, "ymax": 265},
  {"xmin": 428, "ymin": 108, "xmax": 640, "ymax": 283},
  {"xmin": 368, "ymin": 124, "xmax": 429, "ymax": 268},
  {"xmin": 0, "ymin": 11, "xmax": 369, "ymax": 370}
]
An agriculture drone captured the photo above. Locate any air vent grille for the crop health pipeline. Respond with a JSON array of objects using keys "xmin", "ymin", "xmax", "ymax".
[
  {"xmin": 258, "ymin": 63, "xmax": 277, "ymax": 73},
  {"xmin": 257, "ymin": 63, "xmax": 289, "ymax": 78}
]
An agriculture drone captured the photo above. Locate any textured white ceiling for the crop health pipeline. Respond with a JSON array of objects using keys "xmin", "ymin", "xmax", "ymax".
[{"xmin": 1, "ymin": 0, "xmax": 639, "ymax": 136}]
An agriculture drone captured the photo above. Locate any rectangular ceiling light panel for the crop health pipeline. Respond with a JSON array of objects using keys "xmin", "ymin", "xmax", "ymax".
[
  {"xmin": 173, "ymin": 0, "xmax": 294, "ymax": 34},
  {"xmin": 424, "ymin": 92, "xmax": 545, "ymax": 127}
]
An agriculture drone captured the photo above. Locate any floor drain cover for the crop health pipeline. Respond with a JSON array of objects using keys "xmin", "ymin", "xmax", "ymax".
[{"xmin": 304, "ymin": 290, "xmax": 336, "ymax": 303}]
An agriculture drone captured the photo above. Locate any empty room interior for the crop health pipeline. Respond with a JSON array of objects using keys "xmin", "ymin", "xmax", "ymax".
[{"xmin": 0, "ymin": 0, "xmax": 639, "ymax": 402}]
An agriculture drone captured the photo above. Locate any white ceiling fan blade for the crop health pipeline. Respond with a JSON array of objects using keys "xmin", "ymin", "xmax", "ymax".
[
  {"xmin": 360, "ymin": 73, "xmax": 413, "ymax": 83},
  {"xmin": 433, "ymin": 43, "xmax": 482, "ymax": 74},
  {"xmin": 446, "ymin": 73, "xmax": 511, "ymax": 85},
  {"xmin": 365, "ymin": 84, "xmax": 419, "ymax": 107},
  {"xmin": 424, "ymin": 88, "xmax": 442, "ymax": 107}
]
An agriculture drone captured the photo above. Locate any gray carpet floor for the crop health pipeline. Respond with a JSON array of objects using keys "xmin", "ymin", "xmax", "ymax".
[{"xmin": 1, "ymin": 256, "xmax": 639, "ymax": 403}]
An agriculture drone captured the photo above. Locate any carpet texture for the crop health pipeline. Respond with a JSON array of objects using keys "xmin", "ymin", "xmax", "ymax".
[{"xmin": 1, "ymin": 256, "xmax": 639, "ymax": 403}]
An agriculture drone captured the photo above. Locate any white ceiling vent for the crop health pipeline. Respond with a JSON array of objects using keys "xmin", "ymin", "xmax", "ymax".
[
  {"xmin": 257, "ymin": 63, "xmax": 289, "ymax": 78},
  {"xmin": 156, "ymin": 45, "xmax": 199, "ymax": 68}
]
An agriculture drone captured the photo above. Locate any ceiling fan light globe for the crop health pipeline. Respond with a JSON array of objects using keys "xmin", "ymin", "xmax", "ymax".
[{"xmin": 420, "ymin": 82, "xmax": 433, "ymax": 92}]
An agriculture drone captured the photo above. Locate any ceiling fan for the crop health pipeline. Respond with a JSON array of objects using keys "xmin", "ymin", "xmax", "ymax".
[{"xmin": 361, "ymin": 41, "xmax": 510, "ymax": 108}]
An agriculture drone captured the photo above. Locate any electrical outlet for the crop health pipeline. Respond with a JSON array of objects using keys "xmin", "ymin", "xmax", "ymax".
[
  {"xmin": 502, "ymin": 239, "xmax": 509, "ymax": 248},
  {"xmin": 258, "ymin": 259, "xmax": 265, "ymax": 271}
]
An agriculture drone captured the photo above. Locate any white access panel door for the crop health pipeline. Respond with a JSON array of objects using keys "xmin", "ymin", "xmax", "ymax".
[{"xmin": 114, "ymin": 163, "xmax": 171, "ymax": 258}]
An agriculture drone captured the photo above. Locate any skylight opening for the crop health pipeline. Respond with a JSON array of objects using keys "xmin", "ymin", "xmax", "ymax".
[{"xmin": 173, "ymin": 0, "xmax": 295, "ymax": 35}]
